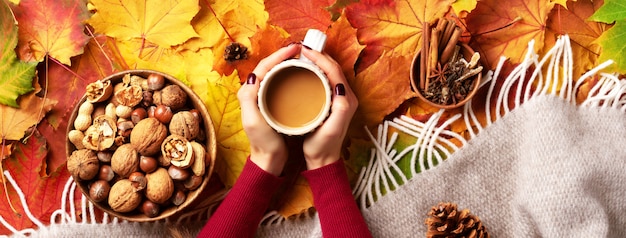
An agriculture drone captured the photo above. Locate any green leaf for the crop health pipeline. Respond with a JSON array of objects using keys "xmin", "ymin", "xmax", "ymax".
[
  {"xmin": 588, "ymin": 0, "xmax": 626, "ymax": 24},
  {"xmin": 0, "ymin": 1, "xmax": 36, "ymax": 108},
  {"xmin": 596, "ymin": 20, "xmax": 626, "ymax": 73}
]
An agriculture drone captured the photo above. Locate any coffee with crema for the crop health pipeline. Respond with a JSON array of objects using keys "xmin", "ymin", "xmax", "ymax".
[{"xmin": 264, "ymin": 66, "xmax": 327, "ymax": 128}]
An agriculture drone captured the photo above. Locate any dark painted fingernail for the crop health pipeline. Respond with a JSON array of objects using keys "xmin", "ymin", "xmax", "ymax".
[
  {"xmin": 246, "ymin": 73, "xmax": 256, "ymax": 84},
  {"xmin": 335, "ymin": 83, "xmax": 345, "ymax": 96},
  {"xmin": 302, "ymin": 44, "xmax": 312, "ymax": 50}
]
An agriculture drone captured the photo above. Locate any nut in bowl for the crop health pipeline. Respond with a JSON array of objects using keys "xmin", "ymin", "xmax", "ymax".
[{"xmin": 66, "ymin": 70, "xmax": 217, "ymax": 222}]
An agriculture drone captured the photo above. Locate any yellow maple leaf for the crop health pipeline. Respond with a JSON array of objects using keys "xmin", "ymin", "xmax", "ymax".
[
  {"xmin": 184, "ymin": 0, "xmax": 268, "ymax": 51},
  {"xmin": 88, "ymin": 0, "xmax": 200, "ymax": 47},
  {"xmin": 196, "ymin": 71, "xmax": 249, "ymax": 187}
]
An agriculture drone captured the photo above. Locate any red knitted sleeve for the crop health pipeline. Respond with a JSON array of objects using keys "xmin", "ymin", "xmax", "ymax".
[
  {"xmin": 197, "ymin": 158, "xmax": 283, "ymax": 238},
  {"xmin": 301, "ymin": 159, "xmax": 372, "ymax": 238}
]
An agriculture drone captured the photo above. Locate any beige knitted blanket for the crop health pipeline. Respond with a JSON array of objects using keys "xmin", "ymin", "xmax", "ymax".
[{"xmin": 4, "ymin": 36, "xmax": 626, "ymax": 238}]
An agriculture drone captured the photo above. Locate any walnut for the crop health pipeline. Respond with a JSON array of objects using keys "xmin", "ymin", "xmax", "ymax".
[
  {"xmin": 145, "ymin": 168, "xmax": 174, "ymax": 204},
  {"xmin": 67, "ymin": 149, "xmax": 100, "ymax": 181},
  {"xmin": 108, "ymin": 179, "xmax": 142, "ymax": 213},
  {"xmin": 111, "ymin": 144, "xmax": 139, "ymax": 178},
  {"xmin": 160, "ymin": 85, "xmax": 187, "ymax": 110},
  {"xmin": 169, "ymin": 111, "xmax": 200, "ymax": 141},
  {"xmin": 82, "ymin": 115, "xmax": 117, "ymax": 151},
  {"xmin": 130, "ymin": 118, "xmax": 168, "ymax": 156},
  {"xmin": 161, "ymin": 135, "xmax": 194, "ymax": 169},
  {"xmin": 85, "ymin": 79, "xmax": 113, "ymax": 103}
]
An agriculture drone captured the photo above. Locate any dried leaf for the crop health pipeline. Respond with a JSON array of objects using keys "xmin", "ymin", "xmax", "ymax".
[
  {"xmin": 0, "ymin": 1, "xmax": 36, "ymax": 108},
  {"xmin": 88, "ymin": 0, "xmax": 200, "ymax": 47},
  {"xmin": 0, "ymin": 89, "xmax": 56, "ymax": 141},
  {"xmin": 466, "ymin": 0, "xmax": 555, "ymax": 69},
  {"xmin": 325, "ymin": 13, "xmax": 364, "ymax": 85},
  {"xmin": 345, "ymin": 0, "xmax": 453, "ymax": 72},
  {"xmin": 265, "ymin": 0, "xmax": 334, "ymax": 40},
  {"xmin": 13, "ymin": 0, "xmax": 89, "ymax": 65}
]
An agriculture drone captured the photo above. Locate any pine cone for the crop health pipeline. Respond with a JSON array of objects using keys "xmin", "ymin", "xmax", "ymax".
[
  {"xmin": 224, "ymin": 42, "xmax": 248, "ymax": 62},
  {"xmin": 425, "ymin": 202, "xmax": 489, "ymax": 238}
]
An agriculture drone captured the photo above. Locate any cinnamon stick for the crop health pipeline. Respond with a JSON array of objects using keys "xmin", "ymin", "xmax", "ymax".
[
  {"xmin": 440, "ymin": 27, "xmax": 462, "ymax": 64},
  {"xmin": 420, "ymin": 21, "xmax": 430, "ymax": 90},
  {"xmin": 439, "ymin": 19, "xmax": 457, "ymax": 54},
  {"xmin": 425, "ymin": 28, "xmax": 440, "ymax": 91}
]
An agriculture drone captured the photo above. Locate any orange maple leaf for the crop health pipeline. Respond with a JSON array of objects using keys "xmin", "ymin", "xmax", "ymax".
[
  {"xmin": 265, "ymin": 0, "xmax": 335, "ymax": 40},
  {"xmin": 13, "ymin": 0, "xmax": 89, "ymax": 65},
  {"xmin": 545, "ymin": 0, "xmax": 609, "ymax": 80},
  {"xmin": 345, "ymin": 0, "xmax": 454, "ymax": 72},
  {"xmin": 466, "ymin": 0, "xmax": 555, "ymax": 70}
]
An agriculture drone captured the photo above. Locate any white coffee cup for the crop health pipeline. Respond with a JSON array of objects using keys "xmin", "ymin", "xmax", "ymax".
[{"xmin": 258, "ymin": 29, "xmax": 331, "ymax": 135}]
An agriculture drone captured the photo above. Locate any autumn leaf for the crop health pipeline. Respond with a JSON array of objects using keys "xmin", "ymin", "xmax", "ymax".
[
  {"xmin": 184, "ymin": 0, "xmax": 268, "ymax": 51},
  {"xmin": 0, "ymin": 1, "xmax": 36, "ymax": 108},
  {"xmin": 265, "ymin": 0, "xmax": 334, "ymax": 40},
  {"xmin": 545, "ymin": 0, "xmax": 609, "ymax": 80},
  {"xmin": 588, "ymin": 0, "xmax": 626, "ymax": 24},
  {"xmin": 37, "ymin": 36, "xmax": 115, "ymax": 171},
  {"xmin": 13, "ymin": 0, "xmax": 89, "ymax": 65},
  {"xmin": 214, "ymin": 25, "xmax": 289, "ymax": 81},
  {"xmin": 0, "ymin": 88, "xmax": 56, "ymax": 141},
  {"xmin": 88, "ymin": 0, "xmax": 200, "ymax": 48},
  {"xmin": 325, "ymin": 13, "xmax": 364, "ymax": 85},
  {"xmin": 593, "ymin": 21, "xmax": 626, "ymax": 74},
  {"xmin": 452, "ymin": 0, "xmax": 477, "ymax": 16},
  {"xmin": 466, "ymin": 0, "xmax": 555, "ymax": 70},
  {"xmin": 0, "ymin": 130, "xmax": 78, "ymax": 235},
  {"xmin": 200, "ymin": 71, "xmax": 248, "ymax": 187},
  {"xmin": 350, "ymin": 52, "xmax": 415, "ymax": 130},
  {"xmin": 345, "ymin": 0, "xmax": 454, "ymax": 72}
]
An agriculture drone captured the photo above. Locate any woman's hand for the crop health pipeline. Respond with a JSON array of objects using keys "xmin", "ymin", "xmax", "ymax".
[
  {"xmin": 301, "ymin": 47, "xmax": 359, "ymax": 170},
  {"xmin": 237, "ymin": 43, "xmax": 301, "ymax": 176}
]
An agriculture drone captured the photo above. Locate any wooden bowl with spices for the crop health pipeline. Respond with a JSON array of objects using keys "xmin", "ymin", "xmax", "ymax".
[{"xmin": 410, "ymin": 18, "xmax": 482, "ymax": 110}]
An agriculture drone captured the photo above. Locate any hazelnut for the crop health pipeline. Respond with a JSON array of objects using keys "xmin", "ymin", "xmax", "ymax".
[
  {"xmin": 160, "ymin": 85, "xmax": 187, "ymax": 110},
  {"xmin": 142, "ymin": 91, "xmax": 154, "ymax": 108},
  {"xmin": 67, "ymin": 149, "xmax": 99, "ymax": 181},
  {"xmin": 130, "ymin": 118, "xmax": 168, "ymax": 156},
  {"xmin": 108, "ymin": 179, "xmax": 142, "ymax": 213},
  {"xmin": 98, "ymin": 165, "xmax": 115, "ymax": 182},
  {"xmin": 111, "ymin": 144, "xmax": 139, "ymax": 178},
  {"xmin": 154, "ymin": 105, "xmax": 173, "ymax": 124},
  {"xmin": 147, "ymin": 73, "xmax": 165, "ymax": 91},
  {"xmin": 89, "ymin": 180, "xmax": 110, "ymax": 203},
  {"xmin": 97, "ymin": 151, "xmax": 113, "ymax": 163},
  {"xmin": 145, "ymin": 168, "xmax": 174, "ymax": 204},
  {"xmin": 167, "ymin": 166, "xmax": 190, "ymax": 181},
  {"xmin": 131, "ymin": 108, "xmax": 147, "ymax": 124},
  {"xmin": 171, "ymin": 190, "xmax": 186, "ymax": 206},
  {"xmin": 169, "ymin": 111, "xmax": 200, "ymax": 141},
  {"xmin": 139, "ymin": 156, "xmax": 158, "ymax": 173},
  {"xmin": 129, "ymin": 171, "xmax": 147, "ymax": 191},
  {"xmin": 184, "ymin": 175, "xmax": 203, "ymax": 191},
  {"xmin": 140, "ymin": 200, "xmax": 160, "ymax": 218}
]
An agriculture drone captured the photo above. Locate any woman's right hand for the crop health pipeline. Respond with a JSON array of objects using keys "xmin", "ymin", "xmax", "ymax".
[{"xmin": 237, "ymin": 43, "xmax": 302, "ymax": 176}]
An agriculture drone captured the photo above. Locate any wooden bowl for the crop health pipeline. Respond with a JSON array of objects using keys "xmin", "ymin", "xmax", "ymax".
[
  {"xmin": 65, "ymin": 70, "xmax": 217, "ymax": 222},
  {"xmin": 410, "ymin": 43, "xmax": 481, "ymax": 109}
]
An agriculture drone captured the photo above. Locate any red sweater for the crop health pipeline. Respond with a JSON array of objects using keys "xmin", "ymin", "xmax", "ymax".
[{"xmin": 197, "ymin": 158, "xmax": 372, "ymax": 238}]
